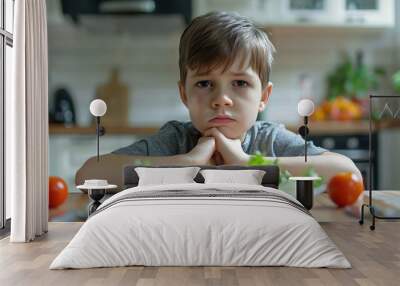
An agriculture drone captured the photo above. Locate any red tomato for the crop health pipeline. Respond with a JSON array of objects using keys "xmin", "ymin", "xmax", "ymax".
[
  {"xmin": 328, "ymin": 172, "xmax": 363, "ymax": 207},
  {"xmin": 49, "ymin": 176, "xmax": 68, "ymax": 209}
]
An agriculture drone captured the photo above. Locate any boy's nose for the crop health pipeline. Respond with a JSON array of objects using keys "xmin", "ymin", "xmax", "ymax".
[{"xmin": 211, "ymin": 93, "xmax": 233, "ymax": 109}]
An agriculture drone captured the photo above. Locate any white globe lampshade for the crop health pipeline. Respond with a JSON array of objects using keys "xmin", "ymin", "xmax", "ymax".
[
  {"xmin": 90, "ymin": 99, "xmax": 107, "ymax": 117},
  {"xmin": 297, "ymin": 99, "xmax": 314, "ymax": 117}
]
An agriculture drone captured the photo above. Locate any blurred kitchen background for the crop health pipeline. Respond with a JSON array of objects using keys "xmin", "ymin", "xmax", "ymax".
[{"xmin": 47, "ymin": 0, "xmax": 400, "ymax": 194}]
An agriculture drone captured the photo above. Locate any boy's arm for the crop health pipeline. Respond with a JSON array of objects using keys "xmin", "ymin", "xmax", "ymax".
[
  {"xmin": 256, "ymin": 151, "xmax": 363, "ymax": 217},
  {"xmin": 75, "ymin": 136, "xmax": 217, "ymax": 189},
  {"xmin": 75, "ymin": 153, "xmax": 195, "ymax": 189},
  {"xmin": 204, "ymin": 128, "xmax": 362, "ymax": 181},
  {"xmin": 236, "ymin": 151, "xmax": 362, "ymax": 182},
  {"xmin": 274, "ymin": 151, "xmax": 363, "ymax": 182}
]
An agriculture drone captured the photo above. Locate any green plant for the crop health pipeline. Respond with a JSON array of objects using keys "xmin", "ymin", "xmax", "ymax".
[
  {"xmin": 248, "ymin": 152, "xmax": 285, "ymax": 184},
  {"xmin": 327, "ymin": 52, "xmax": 385, "ymax": 100},
  {"xmin": 247, "ymin": 152, "xmax": 324, "ymax": 188},
  {"xmin": 248, "ymin": 151, "xmax": 278, "ymax": 166},
  {"xmin": 303, "ymin": 167, "xmax": 324, "ymax": 188},
  {"xmin": 392, "ymin": 70, "xmax": 400, "ymax": 94}
]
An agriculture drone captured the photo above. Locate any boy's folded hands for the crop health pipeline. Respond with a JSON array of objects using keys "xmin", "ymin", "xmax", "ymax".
[
  {"xmin": 187, "ymin": 136, "xmax": 216, "ymax": 165},
  {"xmin": 186, "ymin": 128, "xmax": 250, "ymax": 166},
  {"xmin": 187, "ymin": 128, "xmax": 249, "ymax": 166},
  {"xmin": 202, "ymin": 128, "xmax": 250, "ymax": 166}
]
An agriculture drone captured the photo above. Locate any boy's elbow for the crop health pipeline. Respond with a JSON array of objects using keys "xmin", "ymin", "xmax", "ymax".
[
  {"xmin": 346, "ymin": 157, "xmax": 363, "ymax": 182},
  {"xmin": 327, "ymin": 152, "xmax": 363, "ymax": 182}
]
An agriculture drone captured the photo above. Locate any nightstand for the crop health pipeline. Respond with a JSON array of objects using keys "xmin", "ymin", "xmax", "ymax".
[{"xmin": 77, "ymin": 181, "xmax": 117, "ymax": 216}]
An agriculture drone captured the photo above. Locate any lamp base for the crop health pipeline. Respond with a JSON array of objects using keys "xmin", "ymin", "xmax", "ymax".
[
  {"xmin": 87, "ymin": 189, "xmax": 105, "ymax": 216},
  {"xmin": 289, "ymin": 176, "xmax": 321, "ymax": 210},
  {"xmin": 296, "ymin": 180, "xmax": 313, "ymax": 210}
]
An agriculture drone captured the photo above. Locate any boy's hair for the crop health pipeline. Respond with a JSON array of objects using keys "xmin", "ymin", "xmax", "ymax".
[{"xmin": 179, "ymin": 11, "xmax": 275, "ymax": 88}]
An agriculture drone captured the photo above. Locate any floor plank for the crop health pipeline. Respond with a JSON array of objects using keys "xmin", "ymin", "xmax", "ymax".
[{"xmin": 1, "ymin": 221, "xmax": 399, "ymax": 286}]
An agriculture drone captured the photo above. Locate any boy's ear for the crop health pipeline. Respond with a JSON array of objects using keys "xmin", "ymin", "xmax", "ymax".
[
  {"xmin": 259, "ymin": 82, "xmax": 273, "ymax": 112},
  {"xmin": 178, "ymin": 81, "xmax": 188, "ymax": 108}
]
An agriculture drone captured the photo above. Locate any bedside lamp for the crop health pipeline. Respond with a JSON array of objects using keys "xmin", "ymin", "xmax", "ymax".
[
  {"xmin": 77, "ymin": 99, "xmax": 117, "ymax": 216},
  {"xmin": 89, "ymin": 99, "xmax": 107, "ymax": 162},
  {"xmin": 289, "ymin": 99, "xmax": 320, "ymax": 210},
  {"xmin": 297, "ymin": 99, "xmax": 314, "ymax": 162}
]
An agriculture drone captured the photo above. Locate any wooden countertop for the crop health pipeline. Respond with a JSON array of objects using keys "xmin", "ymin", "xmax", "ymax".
[
  {"xmin": 49, "ymin": 124, "xmax": 159, "ymax": 135},
  {"xmin": 286, "ymin": 121, "xmax": 372, "ymax": 135},
  {"xmin": 49, "ymin": 120, "xmax": 400, "ymax": 136}
]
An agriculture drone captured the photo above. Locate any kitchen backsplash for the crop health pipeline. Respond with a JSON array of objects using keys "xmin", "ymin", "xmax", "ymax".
[{"xmin": 48, "ymin": 1, "xmax": 400, "ymax": 126}]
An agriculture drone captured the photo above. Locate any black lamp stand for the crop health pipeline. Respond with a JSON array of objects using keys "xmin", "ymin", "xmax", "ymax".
[
  {"xmin": 290, "ymin": 115, "xmax": 315, "ymax": 210},
  {"xmin": 95, "ymin": 116, "xmax": 106, "ymax": 162},
  {"xmin": 88, "ymin": 189, "xmax": 106, "ymax": 216},
  {"xmin": 359, "ymin": 95, "xmax": 400, "ymax": 231},
  {"xmin": 298, "ymin": 116, "xmax": 310, "ymax": 162},
  {"xmin": 296, "ymin": 180, "xmax": 314, "ymax": 210},
  {"xmin": 88, "ymin": 117, "xmax": 106, "ymax": 215}
]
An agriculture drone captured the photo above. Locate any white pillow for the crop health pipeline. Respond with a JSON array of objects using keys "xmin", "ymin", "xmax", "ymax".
[
  {"xmin": 135, "ymin": 167, "xmax": 201, "ymax": 186},
  {"xmin": 200, "ymin": 169, "xmax": 266, "ymax": 185}
]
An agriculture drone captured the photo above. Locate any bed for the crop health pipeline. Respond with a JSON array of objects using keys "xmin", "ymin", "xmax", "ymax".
[{"xmin": 50, "ymin": 165, "xmax": 350, "ymax": 269}]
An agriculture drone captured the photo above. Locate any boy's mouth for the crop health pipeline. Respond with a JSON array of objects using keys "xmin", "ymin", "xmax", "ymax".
[{"xmin": 209, "ymin": 115, "xmax": 235, "ymax": 124}]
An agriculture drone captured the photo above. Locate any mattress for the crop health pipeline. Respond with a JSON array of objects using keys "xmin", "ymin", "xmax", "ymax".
[{"xmin": 50, "ymin": 183, "xmax": 350, "ymax": 269}]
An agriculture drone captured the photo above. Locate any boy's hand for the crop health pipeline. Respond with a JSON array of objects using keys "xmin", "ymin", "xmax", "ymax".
[
  {"xmin": 203, "ymin": 128, "xmax": 249, "ymax": 165},
  {"xmin": 211, "ymin": 151, "xmax": 224, "ymax": 165},
  {"xmin": 187, "ymin": 136, "xmax": 216, "ymax": 165}
]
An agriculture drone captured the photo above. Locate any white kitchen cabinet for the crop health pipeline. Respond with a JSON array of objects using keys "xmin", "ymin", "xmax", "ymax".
[
  {"xmin": 343, "ymin": 0, "xmax": 394, "ymax": 27},
  {"xmin": 192, "ymin": 0, "xmax": 275, "ymax": 24},
  {"xmin": 192, "ymin": 0, "xmax": 395, "ymax": 28}
]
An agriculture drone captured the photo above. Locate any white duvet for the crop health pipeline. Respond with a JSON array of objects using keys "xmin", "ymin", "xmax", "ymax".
[{"xmin": 50, "ymin": 183, "xmax": 351, "ymax": 269}]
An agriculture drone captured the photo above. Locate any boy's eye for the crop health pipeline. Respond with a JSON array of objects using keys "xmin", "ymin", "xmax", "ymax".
[
  {"xmin": 233, "ymin": 80, "xmax": 249, "ymax": 87},
  {"xmin": 195, "ymin": 80, "xmax": 212, "ymax": 88}
]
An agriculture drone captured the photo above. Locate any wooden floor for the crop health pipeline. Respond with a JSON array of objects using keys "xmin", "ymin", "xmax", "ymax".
[
  {"xmin": 2, "ymin": 192, "xmax": 399, "ymax": 285},
  {"xmin": 1, "ymin": 221, "xmax": 399, "ymax": 286}
]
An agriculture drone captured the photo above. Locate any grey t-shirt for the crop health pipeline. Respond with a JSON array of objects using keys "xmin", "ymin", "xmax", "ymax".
[{"xmin": 112, "ymin": 120, "xmax": 327, "ymax": 157}]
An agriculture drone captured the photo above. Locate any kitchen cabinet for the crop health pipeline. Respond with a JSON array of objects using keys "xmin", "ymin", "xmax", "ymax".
[
  {"xmin": 343, "ymin": 0, "xmax": 395, "ymax": 27},
  {"xmin": 192, "ymin": 0, "xmax": 275, "ymax": 24},
  {"xmin": 192, "ymin": 0, "xmax": 395, "ymax": 28},
  {"xmin": 378, "ymin": 129, "xmax": 400, "ymax": 191}
]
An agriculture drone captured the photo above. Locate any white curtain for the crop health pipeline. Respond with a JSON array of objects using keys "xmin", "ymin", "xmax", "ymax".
[{"xmin": 7, "ymin": 0, "xmax": 49, "ymax": 242}]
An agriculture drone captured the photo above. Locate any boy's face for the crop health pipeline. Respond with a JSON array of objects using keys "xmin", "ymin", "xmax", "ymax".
[{"xmin": 178, "ymin": 56, "xmax": 272, "ymax": 141}]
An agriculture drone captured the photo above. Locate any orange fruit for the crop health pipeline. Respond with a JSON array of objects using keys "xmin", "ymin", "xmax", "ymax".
[
  {"xmin": 321, "ymin": 100, "xmax": 332, "ymax": 114},
  {"xmin": 310, "ymin": 106, "xmax": 326, "ymax": 121},
  {"xmin": 330, "ymin": 96, "xmax": 362, "ymax": 121},
  {"xmin": 49, "ymin": 176, "xmax": 69, "ymax": 209},
  {"xmin": 327, "ymin": 172, "xmax": 364, "ymax": 207}
]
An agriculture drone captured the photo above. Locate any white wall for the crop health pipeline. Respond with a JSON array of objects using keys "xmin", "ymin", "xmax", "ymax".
[{"xmin": 48, "ymin": 18, "xmax": 188, "ymax": 126}]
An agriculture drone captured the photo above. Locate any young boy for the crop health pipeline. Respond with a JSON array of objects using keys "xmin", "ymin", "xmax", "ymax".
[{"xmin": 76, "ymin": 12, "xmax": 362, "ymax": 195}]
